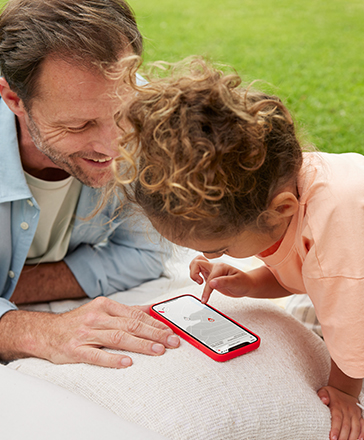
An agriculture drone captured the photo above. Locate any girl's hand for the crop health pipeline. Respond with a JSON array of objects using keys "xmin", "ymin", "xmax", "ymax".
[
  {"xmin": 189, "ymin": 255, "xmax": 252, "ymax": 303},
  {"xmin": 318, "ymin": 386, "xmax": 364, "ymax": 440}
]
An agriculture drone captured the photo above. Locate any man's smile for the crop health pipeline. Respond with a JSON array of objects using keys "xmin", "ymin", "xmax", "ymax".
[{"xmin": 89, "ymin": 156, "xmax": 113, "ymax": 163}]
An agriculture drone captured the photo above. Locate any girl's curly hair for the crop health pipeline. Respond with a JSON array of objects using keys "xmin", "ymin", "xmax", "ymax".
[{"xmin": 114, "ymin": 56, "xmax": 303, "ymax": 241}]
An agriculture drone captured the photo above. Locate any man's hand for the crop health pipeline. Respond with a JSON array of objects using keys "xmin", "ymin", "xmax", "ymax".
[{"xmin": 0, "ymin": 297, "xmax": 180, "ymax": 368}]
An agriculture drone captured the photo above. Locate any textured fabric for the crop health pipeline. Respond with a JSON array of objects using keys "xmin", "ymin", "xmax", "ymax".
[
  {"xmin": 258, "ymin": 152, "xmax": 364, "ymax": 378},
  {"xmin": 9, "ymin": 276, "xmax": 334, "ymax": 440},
  {"xmin": 285, "ymin": 294, "xmax": 323, "ymax": 338},
  {"xmin": 0, "ymin": 365, "xmax": 167, "ymax": 440}
]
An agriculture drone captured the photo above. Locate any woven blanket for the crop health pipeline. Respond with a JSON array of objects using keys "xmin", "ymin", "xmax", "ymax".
[{"xmin": 9, "ymin": 262, "xmax": 335, "ymax": 440}]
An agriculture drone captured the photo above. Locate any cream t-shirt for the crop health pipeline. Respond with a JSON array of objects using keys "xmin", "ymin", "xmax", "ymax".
[
  {"xmin": 25, "ymin": 173, "xmax": 82, "ymax": 264},
  {"xmin": 258, "ymin": 152, "xmax": 364, "ymax": 378}
]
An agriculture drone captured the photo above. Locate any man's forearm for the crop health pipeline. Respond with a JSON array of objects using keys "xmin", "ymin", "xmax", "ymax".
[
  {"xmin": 0, "ymin": 309, "xmax": 57, "ymax": 362},
  {"xmin": 11, "ymin": 261, "xmax": 87, "ymax": 305}
]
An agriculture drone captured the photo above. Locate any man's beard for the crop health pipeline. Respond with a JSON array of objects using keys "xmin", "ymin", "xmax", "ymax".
[{"xmin": 26, "ymin": 112, "xmax": 109, "ymax": 188}]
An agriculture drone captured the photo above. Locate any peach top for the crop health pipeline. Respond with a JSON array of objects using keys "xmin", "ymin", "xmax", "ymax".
[{"xmin": 258, "ymin": 152, "xmax": 364, "ymax": 378}]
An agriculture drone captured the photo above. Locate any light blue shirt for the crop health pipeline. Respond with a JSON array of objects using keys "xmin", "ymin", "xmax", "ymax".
[{"xmin": 0, "ymin": 98, "xmax": 168, "ymax": 317}]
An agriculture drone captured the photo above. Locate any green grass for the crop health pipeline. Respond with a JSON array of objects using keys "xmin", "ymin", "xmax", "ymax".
[
  {"xmin": 131, "ymin": 0, "xmax": 364, "ymax": 154},
  {"xmin": 1, "ymin": 0, "xmax": 363, "ymax": 153}
]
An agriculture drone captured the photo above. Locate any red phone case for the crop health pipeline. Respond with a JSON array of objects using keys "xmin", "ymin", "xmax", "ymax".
[{"xmin": 150, "ymin": 294, "xmax": 260, "ymax": 362}]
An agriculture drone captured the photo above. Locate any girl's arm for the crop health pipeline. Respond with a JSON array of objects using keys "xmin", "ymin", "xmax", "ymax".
[
  {"xmin": 248, "ymin": 265, "xmax": 294, "ymax": 299},
  {"xmin": 318, "ymin": 360, "xmax": 364, "ymax": 440}
]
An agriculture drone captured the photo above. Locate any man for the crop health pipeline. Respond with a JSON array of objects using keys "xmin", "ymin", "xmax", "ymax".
[{"xmin": 0, "ymin": 0, "xmax": 179, "ymax": 368}]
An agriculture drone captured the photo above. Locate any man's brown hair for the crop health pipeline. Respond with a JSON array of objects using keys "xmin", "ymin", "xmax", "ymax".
[{"xmin": 0, "ymin": 0, "xmax": 142, "ymax": 106}]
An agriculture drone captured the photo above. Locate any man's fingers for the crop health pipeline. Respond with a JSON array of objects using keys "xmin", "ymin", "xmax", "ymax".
[
  {"xmin": 86, "ymin": 297, "xmax": 173, "ymax": 333},
  {"xmin": 112, "ymin": 317, "xmax": 180, "ymax": 349},
  {"xmin": 75, "ymin": 346, "xmax": 133, "ymax": 369},
  {"xmin": 91, "ymin": 317, "xmax": 180, "ymax": 353},
  {"xmin": 81, "ymin": 329, "xmax": 174, "ymax": 357},
  {"xmin": 51, "ymin": 297, "xmax": 181, "ymax": 368},
  {"xmin": 134, "ymin": 304, "xmax": 150, "ymax": 314},
  {"xmin": 130, "ymin": 304, "xmax": 174, "ymax": 331},
  {"xmin": 85, "ymin": 312, "xmax": 180, "ymax": 350},
  {"xmin": 93, "ymin": 297, "xmax": 150, "ymax": 319}
]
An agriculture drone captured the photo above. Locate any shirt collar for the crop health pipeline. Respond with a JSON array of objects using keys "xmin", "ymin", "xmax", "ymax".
[{"xmin": 0, "ymin": 97, "xmax": 32, "ymax": 203}]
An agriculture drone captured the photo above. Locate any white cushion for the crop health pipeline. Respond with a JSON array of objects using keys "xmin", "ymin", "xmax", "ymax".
[
  {"xmin": 0, "ymin": 364, "xmax": 167, "ymax": 440},
  {"xmin": 8, "ymin": 285, "xmax": 333, "ymax": 440}
]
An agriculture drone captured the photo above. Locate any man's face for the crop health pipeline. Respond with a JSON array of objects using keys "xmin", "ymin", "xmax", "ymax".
[{"xmin": 23, "ymin": 56, "xmax": 126, "ymax": 188}]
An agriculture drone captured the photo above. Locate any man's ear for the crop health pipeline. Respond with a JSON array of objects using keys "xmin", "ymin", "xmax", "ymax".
[
  {"xmin": 268, "ymin": 191, "xmax": 299, "ymax": 220},
  {"xmin": 0, "ymin": 77, "xmax": 26, "ymax": 116}
]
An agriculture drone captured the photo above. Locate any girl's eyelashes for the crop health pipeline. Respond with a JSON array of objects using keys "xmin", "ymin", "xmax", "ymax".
[{"xmin": 203, "ymin": 249, "xmax": 227, "ymax": 258}]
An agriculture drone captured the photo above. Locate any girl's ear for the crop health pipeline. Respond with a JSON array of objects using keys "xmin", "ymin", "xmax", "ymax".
[
  {"xmin": 0, "ymin": 78, "xmax": 26, "ymax": 116},
  {"xmin": 268, "ymin": 191, "xmax": 299, "ymax": 220}
]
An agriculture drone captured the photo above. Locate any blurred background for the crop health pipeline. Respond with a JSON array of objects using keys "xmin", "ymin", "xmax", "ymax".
[
  {"xmin": 0, "ymin": 0, "xmax": 363, "ymax": 153},
  {"xmin": 131, "ymin": 0, "xmax": 364, "ymax": 154}
]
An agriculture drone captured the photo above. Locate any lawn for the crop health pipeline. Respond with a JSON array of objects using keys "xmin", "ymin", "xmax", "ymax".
[
  {"xmin": 131, "ymin": 0, "xmax": 364, "ymax": 154},
  {"xmin": 1, "ymin": 0, "xmax": 363, "ymax": 154}
]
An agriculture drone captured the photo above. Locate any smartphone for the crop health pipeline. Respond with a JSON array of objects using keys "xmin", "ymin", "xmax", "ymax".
[{"xmin": 150, "ymin": 294, "xmax": 260, "ymax": 362}]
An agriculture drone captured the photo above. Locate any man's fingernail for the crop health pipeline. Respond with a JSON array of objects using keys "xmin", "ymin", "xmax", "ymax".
[
  {"xmin": 167, "ymin": 335, "xmax": 180, "ymax": 347},
  {"xmin": 152, "ymin": 343, "xmax": 165, "ymax": 354},
  {"xmin": 121, "ymin": 357, "xmax": 132, "ymax": 367}
]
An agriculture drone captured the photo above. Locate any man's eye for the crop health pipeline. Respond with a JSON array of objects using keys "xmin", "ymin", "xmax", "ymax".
[{"xmin": 67, "ymin": 122, "xmax": 89, "ymax": 132}]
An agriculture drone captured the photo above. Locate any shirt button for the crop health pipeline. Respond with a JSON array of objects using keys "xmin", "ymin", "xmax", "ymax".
[
  {"xmin": 20, "ymin": 222, "xmax": 29, "ymax": 230},
  {"xmin": 27, "ymin": 199, "xmax": 34, "ymax": 207},
  {"xmin": 8, "ymin": 270, "xmax": 15, "ymax": 279}
]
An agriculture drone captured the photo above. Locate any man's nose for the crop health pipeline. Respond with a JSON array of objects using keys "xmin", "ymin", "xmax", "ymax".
[{"xmin": 95, "ymin": 121, "xmax": 121, "ymax": 157}]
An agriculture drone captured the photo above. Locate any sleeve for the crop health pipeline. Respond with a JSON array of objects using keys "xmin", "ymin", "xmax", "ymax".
[
  {"xmin": 0, "ymin": 202, "xmax": 18, "ymax": 317},
  {"xmin": 64, "ymin": 212, "xmax": 171, "ymax": 298},
  {"xmin": 0, "ymin": 299, "xmax": 18, "ymax": 319}
]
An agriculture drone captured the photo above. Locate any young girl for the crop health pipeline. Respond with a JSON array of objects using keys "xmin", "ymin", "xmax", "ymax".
[{"xmin": 115, "ymin": 56, "xmax": 364, "ymax": 440}]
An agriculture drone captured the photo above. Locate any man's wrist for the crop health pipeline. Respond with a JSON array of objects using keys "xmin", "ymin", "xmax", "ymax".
[{"xmin": 0, "ymin": 310, "xmax": 56, "ymax": 362}]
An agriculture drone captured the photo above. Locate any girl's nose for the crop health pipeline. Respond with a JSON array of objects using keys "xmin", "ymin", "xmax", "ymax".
[{"xmin": 203, "ymin": 252, "xmax": 224, "ymax": 260}]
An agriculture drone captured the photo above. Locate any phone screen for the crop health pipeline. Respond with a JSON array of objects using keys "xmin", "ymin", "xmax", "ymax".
[{"xmin": 152, "ymin": 295, "xmax": 258, "ymax": 354}]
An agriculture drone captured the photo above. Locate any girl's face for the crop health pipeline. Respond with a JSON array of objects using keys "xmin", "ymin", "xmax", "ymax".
[
  {"xmin": 155, "ymin": 221, "xmax": 285, "ymax": 260},
  {"xmin": 179, "ymin": 231, "xmax": 277, "ymax": 259},
  {"xmin": 191, "ymin": 231, "xmax": 277, "ymax": 259},
  {"xmin": 151, "ymin": 191, "xmax": 297, "ymax": 259}
]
